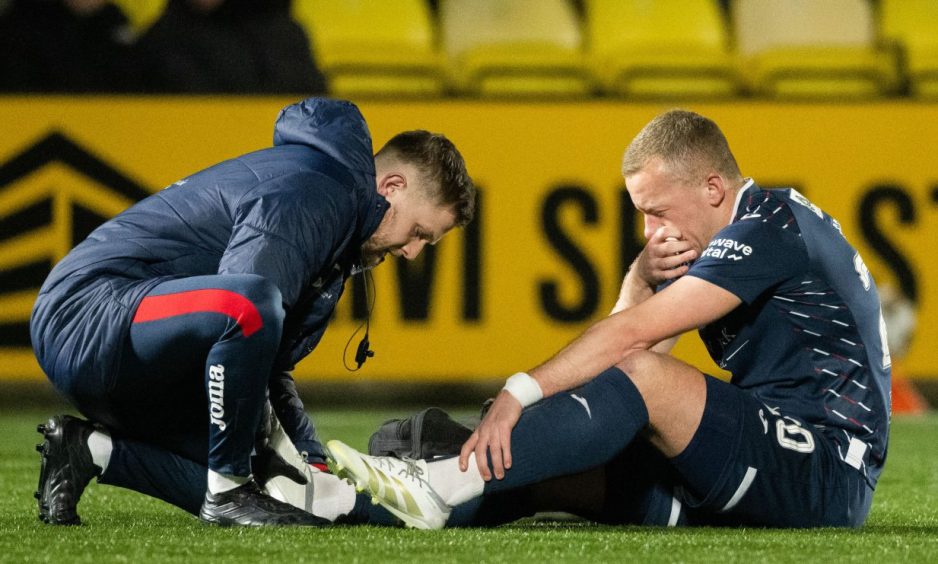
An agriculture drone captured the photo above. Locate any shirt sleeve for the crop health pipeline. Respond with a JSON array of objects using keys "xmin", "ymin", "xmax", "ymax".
[
  {"xmin": 686, "ymin": 217, "xmax": 808, "ymax": 304},
  {"xmin": 218, "ymin": 174, "xmax": 352, "ymax": 309}
]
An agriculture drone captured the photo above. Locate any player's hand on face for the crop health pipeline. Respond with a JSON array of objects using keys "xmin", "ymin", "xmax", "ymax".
[
  {"xmin": 635, "ymin": 226, "xmax": 697, "ymax": 285},
  {"xmin": 459, "ymin": 390, "xmax": 522, "ymax": 481}
]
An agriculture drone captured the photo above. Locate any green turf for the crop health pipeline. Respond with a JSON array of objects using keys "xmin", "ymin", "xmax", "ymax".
[{"xmin": 1, "ymin": 409, "xmax": 936, "ymax": 563}]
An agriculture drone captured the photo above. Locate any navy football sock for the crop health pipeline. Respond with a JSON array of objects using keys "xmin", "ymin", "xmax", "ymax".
[
  {"xmin": 362, "ymin": 489, "xmax": 537, "ymax": 528},
  {"xmin": 352, "ymin": 492, "xmax": 394, "ymax": 525},
  {"xmin": 446, "ymin": 489, "xmax": 538, "ymax": 527},
  {"xmin": 99, "ymin": 437, "xmax": 207, "ymax": 515},
  {"xmin": 483, "ymin": 366, "xmax": 648, "ymax": 495}
]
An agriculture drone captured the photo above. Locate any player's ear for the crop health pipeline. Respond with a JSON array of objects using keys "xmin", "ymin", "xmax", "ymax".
[
  {"xmin": 705, "ymin": 173, "xmax": 727, "ymax": 207},
  {"xmin": 377, "ymin": 172, "xmax": 406, "ymax": 197}
]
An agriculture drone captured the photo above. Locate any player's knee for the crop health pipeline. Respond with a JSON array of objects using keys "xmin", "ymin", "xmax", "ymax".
[
  {"xmin": 615, "ymin": 350, "xmax": 692, "ymax": 405},
  {"xmin": 231, "ymin": 275, "xmax": 285, "ymax": 327},
  {"xmin": 616, "ymin": 350, "xmax": 665, "ymax": 384}
]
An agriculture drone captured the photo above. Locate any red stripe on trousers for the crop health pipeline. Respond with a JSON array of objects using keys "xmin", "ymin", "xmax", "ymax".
[{"xmin": 132, "ymin": 289, "xmax": 263, "ymax": 337}]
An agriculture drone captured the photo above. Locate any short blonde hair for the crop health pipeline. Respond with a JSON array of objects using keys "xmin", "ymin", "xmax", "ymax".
[{"xmin": 622, "ymin": 110, "xmax": 742, "ymax": 185}]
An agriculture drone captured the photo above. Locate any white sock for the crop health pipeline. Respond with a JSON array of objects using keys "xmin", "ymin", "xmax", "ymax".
[
  {"xmin": 427, "ymin": 454, "xmax": 485, "ymax": 507},
  {"xmin": 86, "ymin": 430, "xmax": 112, "ymax": 474},
  {"xmin": 310, "ymin": 469, "xmax": 357, "ymax": 521},
  {"xmin": 207, "ymin": 470, "xmax": 250, "ymax": 494}
]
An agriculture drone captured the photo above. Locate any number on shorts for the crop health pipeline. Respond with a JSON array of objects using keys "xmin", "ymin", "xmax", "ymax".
[{"xmin": 775, "ymin": 419, "xmax": 815, "ymax": 453}]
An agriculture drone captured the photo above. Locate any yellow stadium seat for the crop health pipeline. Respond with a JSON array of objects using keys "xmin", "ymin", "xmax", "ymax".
[
  {"xmin": 291, "ymin": 0, "xmax": 445, "ymax": 98},
  {"xmin": 440, "ymin": 0, "xmax": 592, "ymax": 98},
  {"xmin": 585, "ymin": 0, "xmax": 740, "ymax": 99},
  {"xmin": 732, "ymin": 0, "xmax": 898, "ymax": 99},
  {"xmin": 881, "ymin": 0, "xmax": 938, "ymax": 99},
  {"xmin": 111, "ymin": 0, "xmax": 167, "ymax": 35}
]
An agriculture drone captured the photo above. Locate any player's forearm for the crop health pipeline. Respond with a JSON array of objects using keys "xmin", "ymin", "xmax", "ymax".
[
  {"xmin": 610, "ymin": 266, "xmax": 655, "ymax": 315},
  {"xmin": 613, "ymin": 267, "xmax": 678, "ymax": 353},
  {"xmin": 528, "ymin": 276, "xmax": 735, "ymax": 400},
  {"xmin": 530, "ymin": 313, "xmax": 649, "ymax": 398}
]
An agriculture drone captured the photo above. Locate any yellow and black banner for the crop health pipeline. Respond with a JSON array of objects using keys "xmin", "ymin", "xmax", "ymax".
[{"xmin": 1, "ymin": 98, "xmax": 936, "ymax": 382}]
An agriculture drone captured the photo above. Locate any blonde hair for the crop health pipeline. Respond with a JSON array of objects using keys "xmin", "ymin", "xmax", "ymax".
[{"xmin": 621, "ymin": 110, "xmax": 742, "ymax": 185}]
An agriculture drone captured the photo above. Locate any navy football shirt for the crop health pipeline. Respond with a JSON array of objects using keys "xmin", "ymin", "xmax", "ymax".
[{"xmin": 684, "ymin": 181, "xmax": 891, "ymax": 487}]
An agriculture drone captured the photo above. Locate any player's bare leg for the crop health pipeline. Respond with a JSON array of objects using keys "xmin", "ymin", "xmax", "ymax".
[{"xmin": 615, "ymin": 350, "xmax": 707, "ymax": 458}]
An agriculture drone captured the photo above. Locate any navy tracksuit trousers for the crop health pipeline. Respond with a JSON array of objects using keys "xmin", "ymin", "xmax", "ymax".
[{"xmin": 49, "ymin": 274, "xmax": 285, "ymax": 513}]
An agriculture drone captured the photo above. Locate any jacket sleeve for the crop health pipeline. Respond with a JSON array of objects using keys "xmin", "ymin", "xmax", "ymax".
[
  {"xmin": 268, "ymin": 370, "xmax": 326, "ymax": 464},
  {"xmin": 218, "ymin": 173, "xmax": 353, "ymax": 309}
]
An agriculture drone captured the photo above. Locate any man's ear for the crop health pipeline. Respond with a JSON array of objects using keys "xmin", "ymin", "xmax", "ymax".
[
  {"xmin": 377, "ymin": 172, "xmax": 407, "ymax": 197},
  {"xmin": 705, "ymin": 173, "xmax": 727, "ymax": 207}
]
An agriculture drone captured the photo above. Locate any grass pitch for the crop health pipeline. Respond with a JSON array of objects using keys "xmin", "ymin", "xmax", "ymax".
[{"xmin": 1, "ymin": 408, "xmax": 936, "ymax": 563}]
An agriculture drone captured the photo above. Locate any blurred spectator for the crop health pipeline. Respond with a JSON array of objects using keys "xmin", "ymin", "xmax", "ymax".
[
  {"xmin": 0, "ymin": 0, "xmax": 142, "ymax": 92},
  {"xmin": 137, "ymin": 0, "xmax": 326, "ymax": 94}
]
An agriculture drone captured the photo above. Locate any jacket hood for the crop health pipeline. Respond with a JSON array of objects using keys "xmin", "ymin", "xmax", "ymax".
[
  {"xmin": 273, "ymin": 97, "xmax": 387, "ymax": 245},
  {"xmin": 274, "ymin": 97, "xmax": 376, "ymax": 187}
]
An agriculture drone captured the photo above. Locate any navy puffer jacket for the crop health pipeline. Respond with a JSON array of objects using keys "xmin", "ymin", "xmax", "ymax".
[{"xmin": 31, "ymin": 98, "xmax": 389, "ymax": 462}]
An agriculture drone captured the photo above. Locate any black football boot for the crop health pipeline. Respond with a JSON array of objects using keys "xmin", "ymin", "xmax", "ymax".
[
  {"xmin": 35, "ymin": 415, "xmax": 99, "ymax": 525},
  {"xmin": 199, "ymin": 480, "xmax": 330, "ymax": 526}
]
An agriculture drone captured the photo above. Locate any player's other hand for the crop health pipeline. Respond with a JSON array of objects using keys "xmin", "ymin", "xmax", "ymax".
[
  {"xmin": 636, "ymin": 226, "xmax": 697, "ymax": 285},
  {"xmin": 459, "ymin": 390, "xmax": 522, "ymax": 481}
]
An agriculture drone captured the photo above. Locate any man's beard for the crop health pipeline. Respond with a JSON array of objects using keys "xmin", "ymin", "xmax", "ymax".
[
  {"xmin": 361, "ymin": 229, "xmax": 391, "ymax": 268},
  {"xmin": 360, "ymin": 249, "xmax": 386, "ymax": 268},
  {"xmin": 360, "ymin": 207, "xmax": 394, "ymax": 267}
]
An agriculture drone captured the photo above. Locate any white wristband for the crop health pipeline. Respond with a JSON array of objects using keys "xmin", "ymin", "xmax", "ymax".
[{"xmin": 502, "ymin": 372, "xmax": 543, "ymax": 408}]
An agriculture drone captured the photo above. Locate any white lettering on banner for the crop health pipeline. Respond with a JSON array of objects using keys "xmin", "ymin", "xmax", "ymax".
[
  {"xmin": 701, "ymin": 238, "xmax": 753, "ymax": 261},
  {"xmin": 208, "ymin": 364, "xmax": 226, "ymax": 431}
]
